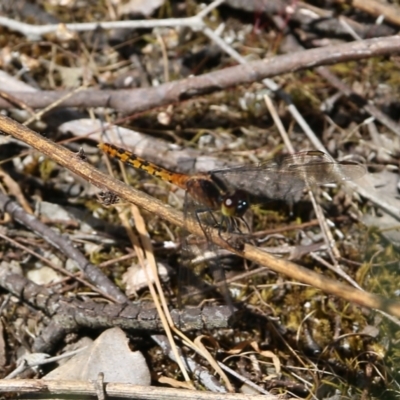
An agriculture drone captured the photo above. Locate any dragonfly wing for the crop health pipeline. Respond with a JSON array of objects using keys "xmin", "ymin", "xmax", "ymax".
[
  {"xmin": 212, "ymin": 167, "xmax": 308, "ymax": 202},
  {"xmin": 211, "ymin": 151, "xmax": 365, "ymax": 201}
]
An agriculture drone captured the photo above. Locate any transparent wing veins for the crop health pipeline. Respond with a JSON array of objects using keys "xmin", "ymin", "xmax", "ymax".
[{"xmin": 211, "ymin": 151, "xmax": 365, "ymax": 201}]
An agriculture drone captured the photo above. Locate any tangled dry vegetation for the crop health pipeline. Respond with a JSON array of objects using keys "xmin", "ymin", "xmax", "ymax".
[{"xmin": 0, "ymin": 0, "xmax": 400, "ymax": 399}]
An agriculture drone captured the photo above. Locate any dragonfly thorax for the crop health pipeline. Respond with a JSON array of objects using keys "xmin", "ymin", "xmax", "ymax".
[{"xmin": 185, "ymin": 176, "xmax": 222, "ymax": 209}]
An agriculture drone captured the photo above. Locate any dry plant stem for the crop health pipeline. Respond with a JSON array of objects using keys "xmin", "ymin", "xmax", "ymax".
[
  {"xmin": 316, "ymin": 66, "xmax": 400, "ymax": 137},
  {"xmin": 264, "ymin": 95, "xmax": 341, "ymax": 269},
  {"xmin": 155, "ymin": 32, "xmax": 170, "ymax": 84},
  {"xmin": 310, "ymin": 252, "xmax": 361, "ymax": 290},
  {"xmin": 192, "ymin": 336, "xmax": 233, "ymax": 392},
  {"xmin": 112, "ymin": 154, "xmax": 190, "ymax": 384},
  {"xmin": 0, "ymin": 37, "xmax": 398, "ymax": 112},
  {"xmin": 0, "ymin": 169, "xmax": 33, "ymax": 213},
  {"xmin": 216, "ymin": 362, "xmax": 271, "ymax": 396},
  {"xmin": 197, "ymin": 0, "xmax": 226, "ymax": 19},
  {"xmin": 0, "ymin": 90, "xmax": 35, "ymax": 117},
  {"xmin": 308, "ymin": 191, "xmax": 341, "ymax": 260},
  {"xmin": 0, "ymin": 16, "xmax": 205, "ymax": 40},
  {"xmin": 0, "ymin": 379, "xmax": 275, "ymax": 400},
  {"xmin": 5, "ymin": 347, "xmax": 86, "ymax": 379},
  {"xmin": 117, "ymin": 205, "xmax": 191, "ymax": 385},
  {"xmin": 22, "ymin": 86, "xmax": 87, "ymax": 127},
  {"xmin": 152, "ymin": 335, "xmax": 231, "ymax": 395},
  {"xmin": 333, "ymin": 0, "xmax": 400, "ymax": 26},
  {"xmin": 263, "ymin": 94, "xmax": 292, "ymax": 152},
  {"xmin": 350, "ymin": 181, "xmax": 400, "ymax": 221},
  {"xmin": 0, "ymin": 193, "xmax": 126, "ymax": 303},
  {"xmin": 201, "ymin": 23, "xmax": 322, "ymax": 150},
  {"xmin": 272, "ymin": 15, "xmax": 400, "ymax": 141},
  {"xmin": 170, "ymin": 321, "xmax": 234, "ymax": 391},
  {"xmin": 2, "ymin": 116, "xmax": 400, "ymax": 317},
  {"xmin": 271, "ymin": 16, "xmax": 400, "ymax": 221},
  {"xmin": 310, "ymin": 252, "xmax": 400, "ymax": 327},
  {"xmin": 130, "ymin": 203, "xmax": 233, "ymax": 390},
  {"xmin": 101, "ymin": 160, "xmax": 229, "ymax": 387}
]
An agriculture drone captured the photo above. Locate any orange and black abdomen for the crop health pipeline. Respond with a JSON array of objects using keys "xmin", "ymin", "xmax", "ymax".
[
  {"xmin": 99, "ymin": 143, "xmax": 223, "ymax": 210},
  {"xmin": 99, "ymin": 143, "xmax": 190, "ymax": 190}
]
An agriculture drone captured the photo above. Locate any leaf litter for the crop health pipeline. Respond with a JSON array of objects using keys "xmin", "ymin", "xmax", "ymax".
[{"xmin": 0, "ymin": 0, "xmax": 399, "ymax": 398}]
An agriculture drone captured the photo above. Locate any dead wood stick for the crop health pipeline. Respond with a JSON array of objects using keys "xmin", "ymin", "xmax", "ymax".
[{"xmin": 0, "ymin": 36, "xmax": 398, "ymax": 113}]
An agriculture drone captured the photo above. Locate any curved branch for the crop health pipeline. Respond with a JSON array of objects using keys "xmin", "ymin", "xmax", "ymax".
[{"xmin": 0, "ymin": 36, "xmax": 398, "ymax": 113}]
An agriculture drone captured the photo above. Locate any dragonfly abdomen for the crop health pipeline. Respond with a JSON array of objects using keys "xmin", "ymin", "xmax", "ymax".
[{"xmin": 99, "ymin": 143, "xmax": 190, "ymax": 190}]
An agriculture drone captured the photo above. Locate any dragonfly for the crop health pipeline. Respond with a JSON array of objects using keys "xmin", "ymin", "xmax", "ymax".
[
  {"xmin": 99, "ymin": 143, "xmax": 365, "ymax": 304},
  {"xmin": 99, "ymin": 143, "xmax": 365, "ymax": 224}
]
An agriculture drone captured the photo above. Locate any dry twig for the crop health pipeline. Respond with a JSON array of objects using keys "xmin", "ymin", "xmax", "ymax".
[{"xmin": 0, "ymin": 37, "xmax": 397, "ymax": 113}]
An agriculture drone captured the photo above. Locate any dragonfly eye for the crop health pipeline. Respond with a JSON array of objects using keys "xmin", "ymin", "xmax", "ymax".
[{"xmin": 221, "ymin": 190, "xmax": 249, "ymax": 217}]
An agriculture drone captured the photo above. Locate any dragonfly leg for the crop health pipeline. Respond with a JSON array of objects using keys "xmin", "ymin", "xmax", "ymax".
[
  {"xmin": 217, "ymin": 217, "xmax": 245, "ymax": 251},
  {"xmin": 193, "ymin": 209, "xmax": 235, "ymax": 309},
  {"xmin": 193, "ymin": 209, "xmax": 245, "ymax": 251}
]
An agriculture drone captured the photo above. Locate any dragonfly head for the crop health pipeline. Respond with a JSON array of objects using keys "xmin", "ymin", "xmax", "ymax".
[{"xmin": 221, "ymin": 190, "xmax": 249, "ymax": 218}]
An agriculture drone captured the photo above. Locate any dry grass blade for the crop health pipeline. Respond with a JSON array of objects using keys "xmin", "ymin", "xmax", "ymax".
[
  {"xmin": 0, "ymin": 379, "xmax": 275, "ymax": 399},
  {"xmin": 101, "ymin": 154, "xmax": 192, "ymax": 385}
]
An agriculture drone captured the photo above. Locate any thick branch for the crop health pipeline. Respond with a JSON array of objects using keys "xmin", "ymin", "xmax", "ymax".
[{"xmin": 0, "ymin": 36, "xmax": 398, "ymax": 113}]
